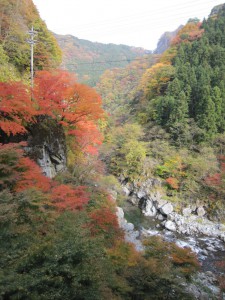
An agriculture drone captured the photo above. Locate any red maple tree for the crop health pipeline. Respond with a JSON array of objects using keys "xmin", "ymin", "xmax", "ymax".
[
  {"xmin": 51, "ymin": 184, "xmax": 90, "ymax": 211},
  {"xmin": 0, "ymin": 82, "xmax": 36, "ymax": 136}
]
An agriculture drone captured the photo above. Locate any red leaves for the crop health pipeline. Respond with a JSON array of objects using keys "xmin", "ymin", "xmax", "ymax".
[
  {"xmin": 0, "ymin": 81, "xmax": 36, "ymax": 136},
  {"xmin": 205, "ymin": 173, "xmax": 222, "ymax": 186},
  {"xmin": 69, "ymin": 120, "xmax": 103, "ymax": 155},
  {"xmin": 88, "ymin": 207, "xmax": 120, "ymax": 236},
  {"xmin": 204, "ymin": 155, "xmax": 225, "ymax": 192},
  {"xmin": 51, "ymin": 184, "xmax": 89, "ymax": 211},
  {"xmin": 33, "ymin": 70, "xmax": 76, "ymax": 117},
  {"xmin": 15, "ymin": 157, "xmax": 51, "ymax": 193},
  {"xmin": 0, "ymin": 143, "xmax": 50, "ymax": 192},
  {"xmin": 34, "ymin": 70, "xmax": 104, "ymax": 156},
  {"xmin": 34, "ymin": 70, "xmax": 104, "ymax": 126}
]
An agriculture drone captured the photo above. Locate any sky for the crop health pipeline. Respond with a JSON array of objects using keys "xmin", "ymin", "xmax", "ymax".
[{"xmin": 32, "ymin": 0, "xmax": 224, "ymax": 50}]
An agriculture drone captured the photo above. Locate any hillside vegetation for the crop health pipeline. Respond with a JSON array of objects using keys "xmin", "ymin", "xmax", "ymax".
[
  {"xmin": 98, "ymin": 5, "xmax": 225, "ymax": 223},
  {"xmin": 55, "ymin": 33, "xmax": 151, "ymax": 86},
  {"xmin": 1, "ymin": 0, "xmax": 225, "ymax": 297},
  {"xmin": 0, "ymin": 0, "xmax": 204, "ymax": 299},
  {"xmin": 0, "ymin": 0, "xmax": 61, "ymax": 82}
]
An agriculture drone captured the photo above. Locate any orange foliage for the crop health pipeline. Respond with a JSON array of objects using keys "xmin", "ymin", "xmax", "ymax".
[
  {"xmin": 69, "ymin": 120, "xmax": 103, "ymax": 155},
  {"xmin": 34, "ymin": 70, "xmax": 104, "ymax": 156},
  {"xmin": 0, "ymin": 142, "xmax": 50, "ymax": 192},
  {"xmin": 51, "ymin": 184, "xmax": 89, "ymax": 211},
  {"xmin": 34, "ymin": 70, "xmax": 104, "ymax": 125},
  {"xmin": 0, "ymin": 82, "xmax": 36, "ymax": 136},
  {"xmin": 172, "ymin": 22, "xmax": 204, "ymax": 45},
  {"xmin": 107, "ymin": 240, "xmax": 139, "ymax": 269},
  {"xmin": 166, "ymin": 177, "xmax": 179, "ymax": 190}
]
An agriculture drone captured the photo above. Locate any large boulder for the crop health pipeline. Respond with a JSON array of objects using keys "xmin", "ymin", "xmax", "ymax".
[
  {"xmin": 142, "ymin": 199, "xmax": 157, "ymax": 217},
  {"xmin": 160, "ymin": 203, "xmax": 173, "ymax": 215},
  {"xmin": 155, "ymin": 198, "xmax": 167, "ymax": 209},
  {"xmin": 164, "ymin": 220, "xmax": 177, "ymax": 232},
  {"xmin": 197, "ymin": 206, "xmax": 206, "ymax": 217}
]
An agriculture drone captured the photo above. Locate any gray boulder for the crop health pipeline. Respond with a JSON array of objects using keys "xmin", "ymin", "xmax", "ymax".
[
  {"xmin": 164, "ymin": 220, "xmax": 176, "ymax": 232},
  {"xmin": 160, "ymin": 203, "xmax": 173, "ymax": 215},
  {"xmin": 142, "ymin": 199, "xmax": 157, "ymax": 217},
  {"xmin": 197, "ymin": 206, "xmax": 206, "ymax": 217}
]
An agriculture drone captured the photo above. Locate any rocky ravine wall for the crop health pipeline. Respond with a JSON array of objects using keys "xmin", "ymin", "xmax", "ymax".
[{"xmin": 26, "ymin": 116, "xmax": 67, "ymax": 178}]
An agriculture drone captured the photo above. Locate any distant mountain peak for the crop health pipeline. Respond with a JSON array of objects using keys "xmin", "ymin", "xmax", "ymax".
[{"xmin": 154, "ymin": 26, "xmax": 183, "ymax": 54}]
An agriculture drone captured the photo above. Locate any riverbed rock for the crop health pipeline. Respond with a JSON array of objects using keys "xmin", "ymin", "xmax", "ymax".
[
  {"xmin": 137, "ymin": 189, "xmax": 147, "ymax": 199},
  {"xmin": 182, "ymin": 207, "xmax": 192, "ymax": 217},
  {"xmin": 157, "ymin": 213, "xmax": 165, "ymax": 221},
  {"xmin": 116, "ymin": 207, "xmax": 143, "ymax": 251},
  {"xmin": 164, "ymin": 220, "xmax": 176, "ymax": 232},
  {"xmin": 128, "ymin": 195, "xmax": 139, "ymax": 206},
  {"xmin": 155, "ymin": 198, "xmax": 167, "ymax": 209},
  {"xmin": 142, "ymin": 199, "xmax": 157, "ymax": 217},
  {"xmin": 197, "ymin": 206, "xmax": 206, "ymax": 217},
  {"xmin": 160, "ymin": 203, "xmax": 173, "ymax": 215},
  {"xmin": 122, "ymin": 186, "xmax": 130, "ymax": 196}
]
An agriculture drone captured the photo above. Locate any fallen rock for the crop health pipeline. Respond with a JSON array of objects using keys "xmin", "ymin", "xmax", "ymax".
[
  {"xmin": 164, "ymin": 220, "xmax": 176, "ymax": 232},
  {"xmin": 142, "ymin": 199, "xmax": 157, "ymax": 217},
  {"xmin": 160, "ymin": 203, "xmax": 173, "ymax": 215},
  {"xmin": 122, "ymin": 186, "xmax": 130, "ymax": 196},
  {"xmin": 155, "ymin": 198, "xmax": 167, "ymax": 209},
  {"xmin": 197, "ymin": 206, "xmax": 206, "ymax": 217},
  {"xmin": 137, "ymin": 190, "xmax": 146, "ymax": 199}
]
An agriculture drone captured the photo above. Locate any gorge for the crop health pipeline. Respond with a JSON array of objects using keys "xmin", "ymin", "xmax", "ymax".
[{"xmin": 0, "ymin": 0, "xmax": 225, "ymax": 299}]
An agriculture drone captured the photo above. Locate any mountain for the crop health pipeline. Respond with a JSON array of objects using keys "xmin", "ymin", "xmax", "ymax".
[
  {"xmin": 54, "ymin": 33, "xmax": 151, "ymax": 86},
  {"xmin": 154, "ymin": 26, "xmax": 183, "ymax": 54},
  {"xmin": 0, "ymin": 0, "xmax": 61, "ymax": 81}
]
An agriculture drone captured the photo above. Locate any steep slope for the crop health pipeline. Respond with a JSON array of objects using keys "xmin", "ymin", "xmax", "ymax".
[
  {"xmin": 96, "ymin": 54, "xmax": 159, "ymax": 121},
  {"xmin": 154, "ymin": 25, "xmax": 183, "ymax": 54},
  {"xmin": 99, "ymin": 4, "xmax": 225, "ymax": 223},
  {"xmin": 0, "ymin": 0, "xmax": 61, "ymax": 81},
  {"xmin": 55, "ymin": 33, "xmax": 151, "ymax": 86}
]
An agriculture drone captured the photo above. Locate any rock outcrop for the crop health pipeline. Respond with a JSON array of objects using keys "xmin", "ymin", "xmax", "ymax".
[{"xmin": 26, "ymin": 116, "xmax": 67, "ymax": 178}]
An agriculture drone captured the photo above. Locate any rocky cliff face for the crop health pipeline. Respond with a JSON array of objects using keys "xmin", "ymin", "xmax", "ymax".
[
  {"xmin": 154, "ymin": 26, "xmax": 183, "ymax": 54},
  {"xmin": 26, "ymin": 116, "xmax": 67, "ymax": 178}
]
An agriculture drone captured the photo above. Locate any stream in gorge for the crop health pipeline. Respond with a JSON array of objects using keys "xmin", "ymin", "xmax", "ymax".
[{"xmin": 122, "ymin": 201, "xmax": 225, "ymax": 270}]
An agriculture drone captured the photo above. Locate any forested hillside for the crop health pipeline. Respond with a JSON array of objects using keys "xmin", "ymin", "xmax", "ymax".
[
  {"xmin": 55, "ymin": 33, "xmax": 151, "ymax": 86},
  {"xmin": 0, "ymin": 0, "xmax": 61, "ymax": 81},
  {"xmin": 98, "ymin": 5, "xmax": 225, "ymax": 222},
  {"xmin": 0, "ymin": 0, "xmax": 225, "ymax": 298}
]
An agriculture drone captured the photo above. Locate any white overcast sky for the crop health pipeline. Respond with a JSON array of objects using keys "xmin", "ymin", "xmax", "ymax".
[{"xmin": 32, "ymin": 0, "xmax": 224, "ymax": 50}]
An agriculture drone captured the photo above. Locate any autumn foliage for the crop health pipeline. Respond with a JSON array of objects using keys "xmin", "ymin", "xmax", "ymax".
[
  {"xmin": 0, "ymin": 142, "xmax": 50, "ymax": 192},
  {"xmin": 51, "ymin": 184, "xmax": 89, "ymax": 211},
  {"xmin": 172, "ymin": 22, "xmax": 204, "ymax": 45},
  {"xmin": 34, "ymin": 70, "xmax": 104, "ymax": 124},
  {"xmin": 0, "ymin": 82, "xmax": 36, "ymax": 135},
  {"xmin": 88, "ymin": 207, "xmax": 122, "ymax": 242}
]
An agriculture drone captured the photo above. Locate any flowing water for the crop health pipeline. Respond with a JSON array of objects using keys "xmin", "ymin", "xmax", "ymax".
[{"xmin": 122, "ymin": 201, "xmax": 225, "ymax": 275}]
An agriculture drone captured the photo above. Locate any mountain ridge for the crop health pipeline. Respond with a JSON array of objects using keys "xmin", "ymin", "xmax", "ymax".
[{"xmin": 54, "ymin": 32, "xmax": 151, "ymax": 86}]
